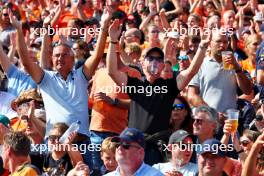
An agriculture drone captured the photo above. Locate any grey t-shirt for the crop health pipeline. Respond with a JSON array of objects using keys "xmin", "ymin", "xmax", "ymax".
[{"xmin": 189, "ymin": 57, "xmax": 237, "ymax": 112}]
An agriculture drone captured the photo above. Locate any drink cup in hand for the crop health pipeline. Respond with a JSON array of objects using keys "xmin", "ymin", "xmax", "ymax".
[
  {"xmin": 222, "ymin": 51, "xmax": 234, "ymax": 70},
  {"xmin": 226, "ymin": 109, "xmax": 239, "ymax": 133}
]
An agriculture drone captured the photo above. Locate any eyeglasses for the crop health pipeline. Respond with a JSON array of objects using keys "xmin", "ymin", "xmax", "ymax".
[
  {"xmin": 145, "ymin": 56, "xmax": 163, "ymax": 62},
  {"xmin": 116, "ymin": 142, "xmax": 141, "ymax": 150},
  {"xmin": 173, "ymin": 103, "xmax": 185, "ymax": 110},
  {"xmin": 2, "ymin": 13, "xmax": 8, "ymax": 17},
  {"xmin": 48, "ymin": 135, "xmax": 61, "ymax": 142},
  {"xmin": 240, "ymin": 140, "xmax": 250, "ymax": 147}
]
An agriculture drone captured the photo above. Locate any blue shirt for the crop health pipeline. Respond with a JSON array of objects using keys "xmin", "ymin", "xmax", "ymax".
[
  {"xmin": 104, "ymin": 162, "xmax": 163, "ymax": 176},
  {"xmin": 39, "ymin": 67, "xmax": 90, "ymax": 136},
  {"xmin": 7, "ymin": 65, "xmax": 37, "ymax": 97},
  {"xmin": 153, "ymin": 162, "xmax": 198, "ymax": 176}
]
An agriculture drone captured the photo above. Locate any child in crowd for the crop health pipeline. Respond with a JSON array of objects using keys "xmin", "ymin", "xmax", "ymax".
[{"xmin": 100, "ymin": 137, "xmax": 118, "ymax": 175}]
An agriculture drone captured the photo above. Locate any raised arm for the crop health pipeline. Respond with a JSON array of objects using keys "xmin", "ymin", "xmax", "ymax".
[
  {"xmin": 242, "ymin": 131, "xmax": 264, "ymax": 176},
  {"xmin": 176, "ymin": 30, "xmax": 211, "ymax": 91},
  {"xmin": 128, "ymin": 0, "xmax": 137, "ymax": 14},
  {"xmin": 82, "ymin": 7, "xmax": 112, "ymax": 79},
  {"xmin": 107, "ymin": 19, "xmax": 128, "ymax": 87},
  {"xmin": 8, "ymin": 32, "xmax": 17, "ymax": 64},
  {"xmin": 40, "ymin": 12, "xmax": 56, "ymax": 70},
  {"xmin": 0, "ymin": 42, "xmax": 12, "ymax": 73},
  {"xmin": 139, "ymin": 11, "xmax": 156, "ymax": 31},
  {"xmin": 119, "ymin": 32, "xmax": 133, "ymax": 65},
  {"xmin": 165, "ymin": 0, "xmax": 183, "ymax": 16},
  {"xmin": 9, "ymin": 10, "xmax": 44, "ymax": 83}
]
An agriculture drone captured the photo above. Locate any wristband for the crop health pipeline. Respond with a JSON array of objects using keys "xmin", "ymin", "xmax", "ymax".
[{"xmin": 112, "ymin": 98, "xmax": 119, "ymax": 106}]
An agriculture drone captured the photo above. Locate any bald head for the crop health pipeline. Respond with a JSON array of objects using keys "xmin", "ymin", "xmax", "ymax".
[{"xmin": 125, "ymin": 28, "xmax": 142, "ymax": 44}]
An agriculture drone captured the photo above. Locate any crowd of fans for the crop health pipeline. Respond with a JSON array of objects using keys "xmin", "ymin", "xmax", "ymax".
[{"xmin": 1, "ymin": 0, "xmax": 264, "ymax": 175}]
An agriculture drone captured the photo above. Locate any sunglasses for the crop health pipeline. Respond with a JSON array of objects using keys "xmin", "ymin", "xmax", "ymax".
[
  {"xmin": 177, "ymin": 55, "xmax": 189, "ymax": 61},
  {"xmin": 240, "ymin": 140, "xmax": 250, "ymax": 147},
  {"xmin": 150, "ymin": 30, "xmax": 160, "ymax": 33},
  {"xmin": 193, "ymin": 118, "xmax": 204, "ymax": 125},
  {"xmin": 173, "ymin": 103, "xmax": 185, "ymax": 110},
  {"xmin": 145, "ymin": 56, "xmax": 163, "ymax": 62},
  {"xmin": 256, "ymin": 115, "xmax": 263, "ymax": 121},
  {"xmin": 48, "ymin": 135, "xmax": 61, "ymax": 142},
  {"xmin": 116, "ymin": 142, "xmax": 141, "ymax": 150}
]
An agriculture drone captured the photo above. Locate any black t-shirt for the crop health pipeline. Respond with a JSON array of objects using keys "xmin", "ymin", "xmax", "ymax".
[
  {"xmin": 43, "ymin": 153, "xmax": 73, "ymax": 175},
  {"xmin": 127, "ymin": 75, "xmax": 179, "ymax": 135}
]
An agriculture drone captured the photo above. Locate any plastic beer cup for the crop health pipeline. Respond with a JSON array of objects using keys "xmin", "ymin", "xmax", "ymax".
[
  {"xmin": 221, "ymin": 51, "xmax": 235, "ymax": 70},
  {"xmin": 226, "ymin": 109, "xmax": 239, "ymax": 133}
]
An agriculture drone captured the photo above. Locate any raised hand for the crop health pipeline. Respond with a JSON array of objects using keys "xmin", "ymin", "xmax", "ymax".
[
  {"xmin": 8, "ymin": 9, "xmax": 22, "ymax": 30},
  {"xmin": 101, "ymin": 5, "xmax": 114, "ymax": 27},
  {"xmin": 43, "ymin": 11, "xmax": 55, "ymax": 27},
  {"xmin": 64, "ymin": 131, "xmax": 77, "ymax": 145},
  {"xmin": 109, "ymin": 19, "xmax": 122, "ymax": 42},
  {"xmin": 200, "ymin": 28, "xmax": 212, "ymax": 48},
  {"xmin": 67, "ymin": 161, "xmax": 90, "ymax": 176}
]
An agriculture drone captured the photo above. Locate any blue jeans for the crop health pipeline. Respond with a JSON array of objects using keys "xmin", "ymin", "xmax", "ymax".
[
  {"xmin": 75, "ymin": 137, "xmax": 93, "ymax": 171},
  {"xmin": 90, "ymin": 131, "xmax": 118, "ymax": 170}
]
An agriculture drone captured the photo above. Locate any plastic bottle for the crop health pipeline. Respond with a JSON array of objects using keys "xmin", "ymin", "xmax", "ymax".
[{"xmin": 59, "ymin": 121, "xmax": 81, "ymax": 144}]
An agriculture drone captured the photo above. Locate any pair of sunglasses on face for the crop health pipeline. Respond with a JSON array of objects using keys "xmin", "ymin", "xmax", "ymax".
[
  {"xmin": 145, "ymin": 56, "xmax": 163, "ymax": 62},
  {"xmin": 177, "ymin": 55, "xmax": 189, "ymax": 61},
  {"xmin": 115, "ymin": 142, "xmax": 141, "ymax": 150},
  {"xmin": 173, "ymin": 103, "xmax": 186, "ymax": 110},
  {"xmin": 240, "ymin": 140, "xmax": 250, "ymax": 147}
]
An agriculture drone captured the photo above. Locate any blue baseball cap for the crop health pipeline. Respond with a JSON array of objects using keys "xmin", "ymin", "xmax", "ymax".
[
  {"xmin": 111, "ymin": 128, "xmax": 146, "ymax": 148},
  {"xmin": 198, "ymin": 139, "xmax": 227, "ymax": 157}
]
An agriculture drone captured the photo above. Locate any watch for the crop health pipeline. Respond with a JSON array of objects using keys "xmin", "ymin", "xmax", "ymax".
[{"xmin": 112, "ymin": 98, "xmax": 119, "ymax": 106}]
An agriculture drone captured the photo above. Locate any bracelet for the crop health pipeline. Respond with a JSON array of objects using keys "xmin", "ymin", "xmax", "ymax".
[{"xmin": 110, "ymin": 41, "xmax": 118, "ymax": 44}]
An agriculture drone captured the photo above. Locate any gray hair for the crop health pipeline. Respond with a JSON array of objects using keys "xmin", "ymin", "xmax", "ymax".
[{"xmin": 194, "ymin": 105, "xmax": 220, "ymax": 131}]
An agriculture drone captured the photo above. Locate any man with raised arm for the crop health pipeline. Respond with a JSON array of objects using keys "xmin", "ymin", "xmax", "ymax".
[
  {"xmin": 9, "ymin": 6, "xmax": 112, "ymax": 169},
  {"xmin": 106, "ymin": 19, "xmax": 211, "ymax": 165}
]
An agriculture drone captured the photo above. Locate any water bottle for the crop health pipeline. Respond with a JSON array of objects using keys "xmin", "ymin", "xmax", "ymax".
[{"xmin": 59, "ymin": 121, "xmax": 81, "ymax": 144}]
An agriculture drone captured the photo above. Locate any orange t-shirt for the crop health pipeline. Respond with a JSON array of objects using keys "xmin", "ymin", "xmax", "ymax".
[
  {"xmin": 89, "ymin": 67, "xmax": 141, "ymax": 134},
  {"xmin": 239, "ymin": 58, "xmax": 256, "ymax": 81},
  {"xmin": 89, "ymin": 68, "xmax": 128, "ymax": 134}
]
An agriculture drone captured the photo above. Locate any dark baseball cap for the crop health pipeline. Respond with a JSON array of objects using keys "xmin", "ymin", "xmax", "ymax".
[
  {"xmin": 144, "ymin": 47, "xmax": 164, "ymax": 59},
  {"xmin": 198, "ymin": 139, "xmax": 227, "ymax": 157},
  {"xmin": 169, "ymin": 130, "xmax": 193, "ymax": 144},
  {"xmin": 111, "ymin": 128, "xmax": 146, "ymax": 148}
]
